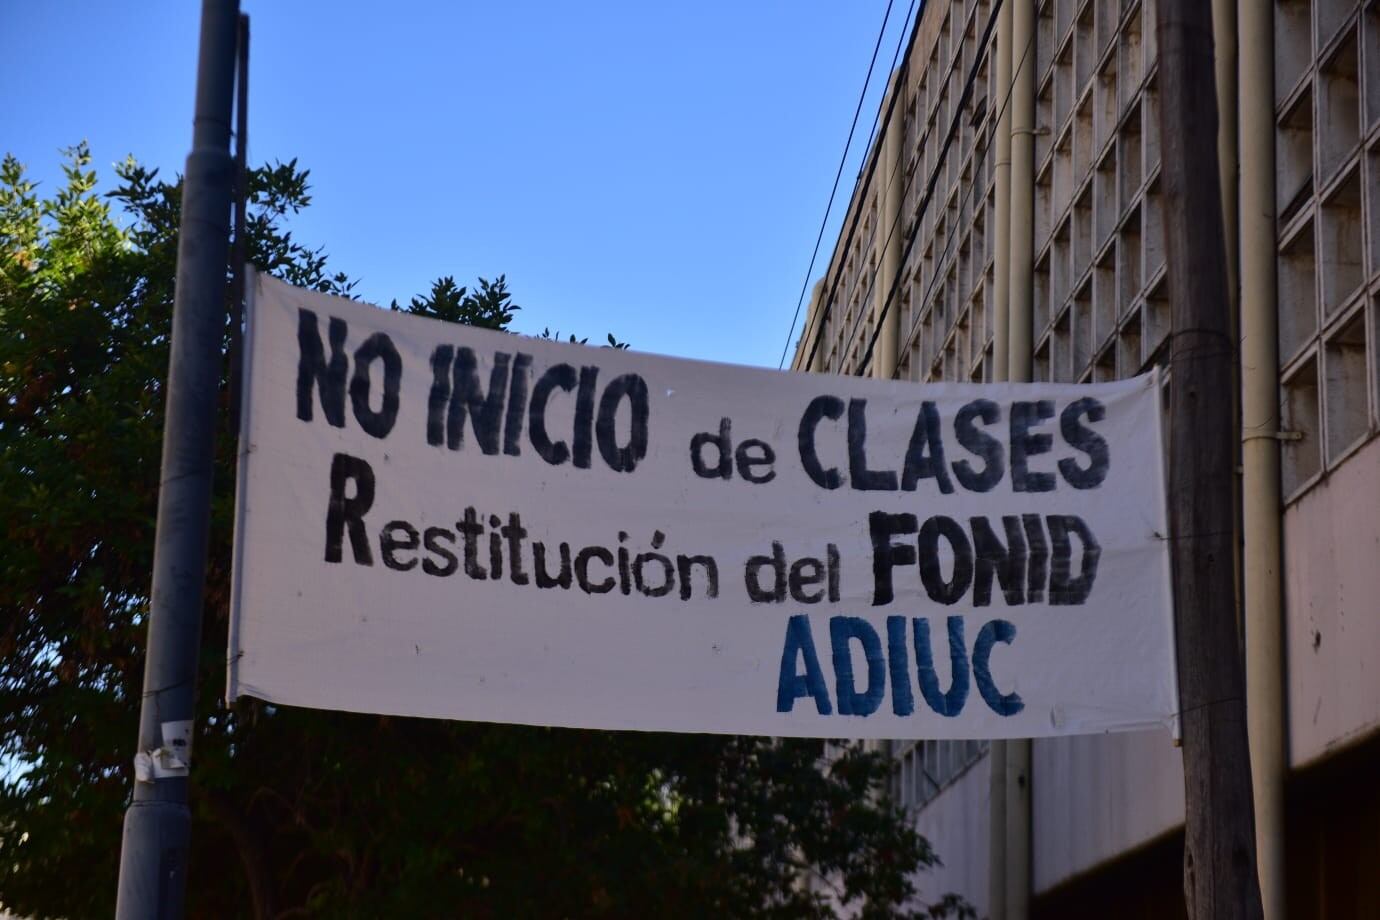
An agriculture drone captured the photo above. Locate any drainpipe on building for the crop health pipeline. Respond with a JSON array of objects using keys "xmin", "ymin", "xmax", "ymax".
[
  {"xmin": 1004, "ymin": 0, "xmax": 1036, "ymax": 917},
  {"xmin": 866, "ymin": 75, "xmax": 906, "ymax": 829},
  {"xmin": 993, "ymin": 0, "xmax": 1013, "ymax": 387},
  {"xmin": 799, "ymin": 279, "xmax": 827, "ymax": 373},
  {"xmin": 1007, "ymin": 0, "xmax": 1035, "ymax": 384},
  {"xmin": 988, "ymin": 0, "xmax": 1014, "ymax": 916},
  {"xmin": 1004, "ymin": 744, "xmax": 1031, "ymax": 920},
  {"xmin": 1238, "ymin": 1, "xmax": 1285, "ymax": 916},
  {"xmin": 876, "ymin": 74, "xmax": 905, "ymax": 382},
  {"xmin": 987, "ymin": 742, "xmax": 1008, "ymax": 919}
]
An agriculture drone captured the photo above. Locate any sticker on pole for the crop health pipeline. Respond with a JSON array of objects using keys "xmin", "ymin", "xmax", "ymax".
[{"xmin": 227, "ymin": 271, "xmax": 1178, "ymax": 739}]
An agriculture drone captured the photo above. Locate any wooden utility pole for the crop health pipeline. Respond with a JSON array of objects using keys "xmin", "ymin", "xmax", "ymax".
[{"xmin": 1153, "ymin": 2, "xmax": 1265, "ymax": 917}]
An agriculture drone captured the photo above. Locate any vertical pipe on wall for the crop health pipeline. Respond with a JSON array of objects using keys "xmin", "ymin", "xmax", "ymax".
[
  {"xmin": 993, "ymin": 0, "xmax": 1013, "ymax": 386},
  {"xmin": 1005, "ymin": 1, "xmax": 1036, "ymax": 917},
  {"xmin": 1238, "ymin": 0, "xmax": 1285, "ymax": 915},
  {"xmin": 988, "ymin": 742, "xmax": 1008, "ymax": 919},
  {"xmin": 794, "ymin": 279, "xmax": 825, "ymax": 373},
  {"xmin": 876, "ymin": 74, "xmax": 906, "ymax": 381},
  {"xmin": 808, "ymin": 279, "xmax": 828, "ymax": 373},
  {"xmin": 988, "ymin": 2, "xmax": 1015, "ymax": 915},
  {"xmin": 1006, "ymin": 0, "xmax": 1035, "ymax": 385},
  {"xmin": 1005, "ymin": 740, "xmax": 1031, "ymax": 920}
]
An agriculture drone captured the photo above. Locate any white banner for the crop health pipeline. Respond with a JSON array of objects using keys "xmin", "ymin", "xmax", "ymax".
[{"xmin": 229, "ymin": 272, "xmax": 1178, "ymax": 739}]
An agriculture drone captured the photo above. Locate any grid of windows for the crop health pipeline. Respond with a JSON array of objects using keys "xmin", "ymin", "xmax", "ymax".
[
  {"xmin": 904, "ymin": 0, "xmax": 1000, "ymax": 386},
  {"xmin": 799, "ymin": 0, "xmax": 1147, "ymax": 817},
  {"xmin": 1030, "ymin": 0, "xmax": 1167, "ymax": 388},
  {"xmin": 796, "ymin": 0, "xmax": 1380, "ymax": 817},
  {"xmin": 852, "ymin": 0, "xmax": 1170, "ymax": 818},
  {"xmin": 1275, "ymin": 0, "xmax": 1380, "ymax": 498}
]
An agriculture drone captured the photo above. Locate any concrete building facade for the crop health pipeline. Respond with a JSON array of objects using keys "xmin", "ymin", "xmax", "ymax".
[{"xmin": 792, "ymin": 0, "xmax": 1380, "ymax": 916}]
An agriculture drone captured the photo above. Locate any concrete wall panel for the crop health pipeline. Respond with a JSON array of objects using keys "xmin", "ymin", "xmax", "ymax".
[
  {"xmin": 1285, "ymin": 436, "xmax": 1380, "ymax": 768},
  {"xmin": 911, "ymin": 752, "xmax": 991, "ymax": 917},
  {"xmin": 1031, "ymin": 730, "xmax": 1184, "ymax": 893}
]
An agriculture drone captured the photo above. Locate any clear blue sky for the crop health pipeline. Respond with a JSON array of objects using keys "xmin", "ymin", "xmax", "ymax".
[{"xmin": 2, "ymin": 1, "xmax": 908, "ymax": 368}]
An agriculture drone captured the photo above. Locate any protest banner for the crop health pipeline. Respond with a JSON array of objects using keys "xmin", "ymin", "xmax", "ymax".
[{"xmin": 228, "ymin": 271, "xmax": 1177, "ymax": 739}]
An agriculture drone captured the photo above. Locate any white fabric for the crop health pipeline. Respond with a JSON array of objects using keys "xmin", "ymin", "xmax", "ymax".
[{"xmin": 229, "ymin": 272, "xmax": 1177, "ymax": 739}]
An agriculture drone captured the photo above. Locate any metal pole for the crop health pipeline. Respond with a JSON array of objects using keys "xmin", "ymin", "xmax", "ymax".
[
  {"xmin": 115, "ymin": 1, "xmax": 240, "ymax": 916},
  {"xmin": 229, "ymin": 12, "xmax": 250, "ymax": 430}
]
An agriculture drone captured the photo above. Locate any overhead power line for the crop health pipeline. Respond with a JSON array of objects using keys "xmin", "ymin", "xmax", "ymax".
[
  {"xmin": 849, "ymin": 0, "xmax": 919, "ymax": 201},
  {"xmin": 776, "ymin": 0, "xmax": 907, "ymax": 371}
]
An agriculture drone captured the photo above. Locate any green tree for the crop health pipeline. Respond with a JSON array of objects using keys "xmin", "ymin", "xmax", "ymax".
[{"xmin": 0, "ymin": 146, "xmax": 964, "ymax": 919}]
